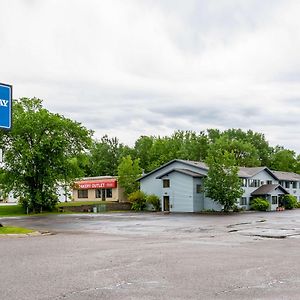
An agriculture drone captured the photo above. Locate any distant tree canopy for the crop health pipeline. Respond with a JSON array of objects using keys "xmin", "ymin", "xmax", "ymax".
[
  {"xmin": 84, "ymin": 135, "xmax": 128, "ymax": 176},
  {"xmin": 86, "ymin": 128, "xmax": 300, "ymax": 177},
  {"xmin": 2, "ymin": 98, "xmax": 298, "ymax": 212},
  {"xmin": 0, "ymin": 98, "xmax": 92, "ymax": 212}
]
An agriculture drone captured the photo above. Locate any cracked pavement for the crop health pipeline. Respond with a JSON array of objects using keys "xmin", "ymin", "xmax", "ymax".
[{"xmin": 1, "ymin": 210, "xmax": 300, "ymax": 299}]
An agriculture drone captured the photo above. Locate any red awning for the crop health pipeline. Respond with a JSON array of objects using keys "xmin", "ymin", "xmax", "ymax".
[{"xmin": 75, "ymin": 179, "xmax": 117, "ymax": 189}]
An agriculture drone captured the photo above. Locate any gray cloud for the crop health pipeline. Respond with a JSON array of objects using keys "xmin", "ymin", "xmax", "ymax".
[{"xmin": 1, "ymin": 0, "xmax": 300, "ymax": 152}]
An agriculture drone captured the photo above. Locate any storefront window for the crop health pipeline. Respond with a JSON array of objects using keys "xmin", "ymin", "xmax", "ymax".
[
  {"xmin": 78, "ymin": 190, "xmax": 88, "ymax": 198},
  {"xmin": 95, "ymin": 189, "xmax": 101, "ymax": 198},
  {"xmin": 106, "ymin": 189, "xmax": 112, "ymax": 198}
]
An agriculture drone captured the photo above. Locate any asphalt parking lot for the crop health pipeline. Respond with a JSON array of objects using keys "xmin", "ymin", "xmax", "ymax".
[{"xmin": 1, "ymin": 210, "xmax": 300, "ymax": 300}]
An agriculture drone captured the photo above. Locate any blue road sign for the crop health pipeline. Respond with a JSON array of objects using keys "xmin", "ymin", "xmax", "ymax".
[{"xmin": 0, "ymin": 83, "xmax": 12, "ymax": 130}]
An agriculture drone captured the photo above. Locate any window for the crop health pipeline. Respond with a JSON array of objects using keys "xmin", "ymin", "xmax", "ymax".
[
  {"xmin": 292, "ymin": 181, "xmax": 297, "ymax": 189},
  {"xmin": 267, "ymin": 180, "xmax": 272, "ymax": 185},
  {"xmin": 272, "ymin": 196, "xmax": 278, "ymax": 205},
  {"xmin": 279, "ymin": 181, "xmax": 284, "ymax": 186},
  {"xmin": 248, "ymin": 179, "xmax": 260, "ymax": 187},
  {"xmin": 285, "ymin": 181, "xmax": 290, "ymax": 189},
  {"xmin": 196, "ymin": 184, "xmax": 202, "ymax": 193},
  {"xmin": 78, "ymin": 189, "xmax": 88, "ymax": 198},
  {"xmin": 241, "ymin": 179, "xmax": 247, "ymax": 187},
  {"xmin": 106, "ymin": 188, "xmax": 112, "ymax": 198},
  {"xmin": 163, "ymin": 179, "xmax": 170, "ymax": 188},
  {"xmin": 249, "ymin": 197, "xmax": 254, "ymax": 205},
  {"xmin": 95, "ymin": 189, "xmax": 112, "ymax": 199},
  {"xmin": 95, "ymin": 189, "xmax": 101, "ymax": 198},
  {"xmin": 240, "ymin": 197, "xmax": 247, "ymax": 205}
]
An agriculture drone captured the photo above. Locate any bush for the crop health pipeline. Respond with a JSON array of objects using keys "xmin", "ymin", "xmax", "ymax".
[
  {"xmin": 128, "ymin": 190, "xmax": 147, "ymax": 211},
  {"xmin": 296, "ymin": 201, "xmax": 300, "ymax": 209},
  {"xmin": 250, "ymin": 197, "xmax": 270, "ymax": 211},
  {"xmin": 232, "ymin": 205, "xmax": 245, "ymax": 212},
  {"xmin": 281, "ymin": 195, "xmax": 298, "ymax": 210},
  {"xmin": 146, "ymin": 194, "xmax": 161, "ymax": 211}
]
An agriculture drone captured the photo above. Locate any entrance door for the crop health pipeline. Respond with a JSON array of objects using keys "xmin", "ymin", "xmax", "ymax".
[
  {"xmin": 102, "ymin": 189, "xmax": 106, "ymax": 201},
  {"xmin": 163, "ymin": 196, "xmax": 170, "ymax": 211}
]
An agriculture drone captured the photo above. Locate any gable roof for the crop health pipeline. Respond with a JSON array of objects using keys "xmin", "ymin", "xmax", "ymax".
[
  {"xmin": 251, "ymin": 184, "xmax": 289, "ymax": 196},
  {"xmin": 138, "ymin": 159, "xmax": 299, "ymax": 182},
  {"xmin": 137, "ymin": 159, "xmax": 208, "ymax": 181},
  {"xmin": 238, "ymin": 166, "xmax": 279, "ymax": 180},
  {"xmin": 271, "ymin": 170, "xmax": 300, "ymax": 181},
  {"xmin": 156, "ymin": 168, "xmax": 206, "ymax": 179}
]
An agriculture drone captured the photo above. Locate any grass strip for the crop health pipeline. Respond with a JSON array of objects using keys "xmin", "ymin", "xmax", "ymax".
[
  {"xmin": 57, "ymin": 201, "xmax": 113, "ymax": 207},
  {"xmin": 0, "ymin": 205, "xmax": 26, "ymax": 216},
  {"xmin": 0, "ymin": 226, "xmax": 34, "ymax": 234}
]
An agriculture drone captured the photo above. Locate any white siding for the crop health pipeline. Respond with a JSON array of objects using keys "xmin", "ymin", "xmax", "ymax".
[
  {"xmin": 140, "ymin": 160, "xmax": 300, "ymax": 212},
  {"xmin": 162, "ymin": 172, "xmax": 194, "ymax": 212},
  {"xmin": 280, "ymin": 181, "xmax": 300, "ymax": 200},
  {"xmin": 241, "ymin": 170, "xmax": 279, "ymax": 210},
  {"xmin": 193, "ymin": 178, "xmax": 204, "ymax": 212},
  {"xmin": 140, "ymin": 161, "xmax": 207, "ymax": 203},
  {"xmin": 204, "ymin": 196, "xmax": 223, "ymax": 211}
]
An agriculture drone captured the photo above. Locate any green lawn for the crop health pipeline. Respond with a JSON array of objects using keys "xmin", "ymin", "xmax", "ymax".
[
  {"xmin": 0, "ymin": 226, "xmax": 34, "ymax": 234},
  {"xmin": 0, "ymin": 201, "xmax": 119, "ymax": 217},
  {"xmin": 57, "ymin": 201, "xmax": 112, "ymax": 207},
  {"xmin": 0, "ymin": 205, "xmax": 26, "ymax": 216}
]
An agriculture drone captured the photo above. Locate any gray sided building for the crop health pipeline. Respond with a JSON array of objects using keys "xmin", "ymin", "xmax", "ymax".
[{"xmin": 138, "ymin": 159, "xmax": 300, "ymax": 212}]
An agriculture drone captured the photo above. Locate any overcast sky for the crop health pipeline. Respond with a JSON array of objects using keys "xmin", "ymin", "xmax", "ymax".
[{"xmin": 1, "ymin": 0, "xmax": 300, "ymax": 152}]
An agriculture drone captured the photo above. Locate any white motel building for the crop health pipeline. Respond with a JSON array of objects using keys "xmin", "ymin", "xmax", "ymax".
[{"xmin": 138, "ymin": 159, "xmax": 300, "ymax": 212}]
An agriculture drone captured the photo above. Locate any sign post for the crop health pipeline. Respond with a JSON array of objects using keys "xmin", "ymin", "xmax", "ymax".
[{"xmin": 0, "ymin": 83, "xmax": 12, "ymax": 130}]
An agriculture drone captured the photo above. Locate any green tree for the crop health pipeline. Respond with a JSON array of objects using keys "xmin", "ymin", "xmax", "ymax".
[
  {"xmin": 134, "ymin": 135, "xmax": 154, "ymax": 173},
  {"xmin": 207, "ymin": 128, "xmax": 272, "ymax": 167},
  {"xmin": 295, "ymin": 155, "xmax": 300, "ymax": 174},
  {"xmin": 117, "ymin": 155, "xmax": 142, "ymax": 195},
  {"xmin": 133, "ymin": 131, "xmax": 209, "ymax": 172},
  {"xmin": 85, "ymin": 135, "xmax": 123, "ymax": 176},
  {"xmin": 204, "ymin": 149, "xmax": 243, "ymax": 211},
  {"xmin": 270, "ymin": 146, "xmax": 297, "ymax": 172},
  {"xmin": 0, "ymin": 98, "xmax": 92, "ymax": 212},
  {"xmin": 209, "ymin": 136, "xmax": 261, "ymax": 167}
]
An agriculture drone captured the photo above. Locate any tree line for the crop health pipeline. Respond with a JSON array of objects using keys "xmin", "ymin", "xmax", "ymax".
[
  {"xmin": 0, "ymin": 97, "xmax": 299, "ymax": 212},
  {"xmin": 83, "ymin": 128, "xmax": 300, "ymax": 177}
]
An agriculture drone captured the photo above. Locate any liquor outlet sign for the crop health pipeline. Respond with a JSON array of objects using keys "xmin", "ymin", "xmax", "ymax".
[
  {"xmin": 0, "ymin": 83, "xmax": 12, "ymax": 130},
  {"xmin": 75, "ymin": 180, "xmax": 117, "ymax": 189}
]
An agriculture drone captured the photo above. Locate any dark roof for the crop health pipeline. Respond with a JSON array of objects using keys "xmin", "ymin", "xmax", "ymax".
[
  {"xmin": 178, "ymin": 160, "xmax": 208, "ymax": 170},
  {"xmin": 251, "ymin": 184, "xmax": 289, "ymax": 196},
  {"xmin": 137, "ymin": 159, "xmax": 208, "ymax": 181},
  {"xmin": 238, "ymin": 166, "xmax": 278, "ymax": 180},
  {"xmin": 271, "ymin": 170, "xmax": 300, "ymax": 181},
  {"xmin": 156, "ymin": 168, "xmax": 206, "ymax": 179},
  {"xmin": 138, "ymin": 159, "xmax": 298, "ymax": 182}
]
